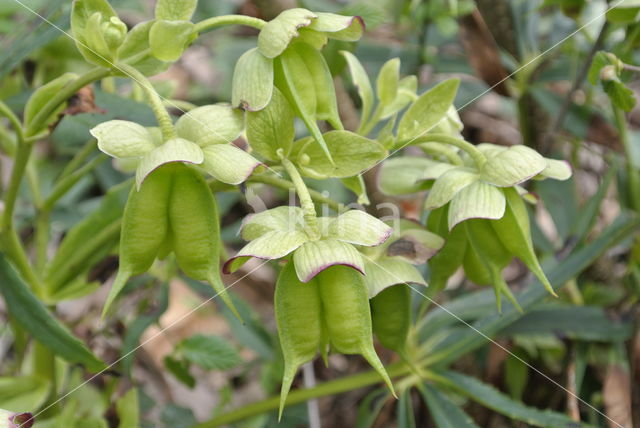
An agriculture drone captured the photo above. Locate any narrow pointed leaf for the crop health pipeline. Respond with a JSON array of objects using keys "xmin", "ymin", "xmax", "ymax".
[
  {"xmin": 420, "ymin": 383, "xmax": 481, "ymax": 428},
  {"xmin": 340, "ymin": 51, "xmax": 374, "ymax": 127},
  {"xmin": 376, "ymin": 58, "xmax": 400, "ymax": 106}
]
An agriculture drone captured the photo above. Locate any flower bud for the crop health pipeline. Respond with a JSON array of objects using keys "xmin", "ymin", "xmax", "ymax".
[
  {"xmin": 102, "ymin": 16, "xmax": 127, "ymax": 50},
  {"xmin": 600, "ymin": 65, "xmax": 617, "ymax": 82}
]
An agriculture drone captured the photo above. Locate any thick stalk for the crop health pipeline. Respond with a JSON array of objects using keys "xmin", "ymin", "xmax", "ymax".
[
  {"xmin": 280, "ymin": 158, "xmax": 320, "ymax": 238},
  {"xmin": 249, "ymin": 174, "xmax": 345, "ymax": 212},
  {"xmin": 412, "ymin": 134, "xmax": 486, "ymax": 168},
  {"xmin": 194, "ymin": 15, "xmax": 266, "ymax": 33},
  {"xmin": 194, "ymin": 362, "xmax": 409, "ymax": 428},
  {"xmin": 117, "ymin": 63, "xmax": 176, "ymax": 140}
]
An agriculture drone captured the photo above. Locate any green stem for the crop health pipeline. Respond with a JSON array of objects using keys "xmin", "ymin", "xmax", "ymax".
[
  {"xmin": 42, "ymin": 154, "xmax": 108, "ymax": 211},
  {"xmin": 194, "ymin": 362, "xmax": 409, "ymax": 428},
  {"xmin": 2, "ymin": 143, "xmax": 32, "ymax": 231},
  {"xmin": 59, "ymin": 139, "xmax": 98, "ymax": 179},
  {"xmin": 33, "ymin": 340, "xmax": 58, "ymax": 417},
  {"xmin": 117, "ymin": 63, "xmax": 176, "ymax": 140},
  {"xmin": 35, "ymin": 211, "xmax": 50, "ymax": 273},
  {"xmin": 412, "ymin": 134, "xmax": 486, "ymax": 168},
  {"xmin": 249, "ymin": 174, "xmax": 345, "ymax": 212},
  {"xmin": 25, "ymin": 67, "xmax": 110, "ymax": 137},
  {"xmin": 613, "ymin": 105, "xmax": 640, "ymax": 212},
  {"xmin": 358, "ymin": 104, "xmax": 383, "ymax": 136},
  {"xmin": 194, "ymin": 15, "xmax": 266, "ymax": 34},
  {"xmin": 0, "ymin": 100, "xmax": 25, "ymax": 142},
  {"xmin": 280, "ymin": 158, "xmax": 319, "ymax": 237}
]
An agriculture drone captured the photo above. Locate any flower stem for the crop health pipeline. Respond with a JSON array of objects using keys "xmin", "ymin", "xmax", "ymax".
[
  {"xmin": 249, "ymin": 174, "xmax": 344, "ymax": 212},
  {"xmin": 193, "ymin": 362, "xmax": 409, "ymax": 428},
  {"xmin": 613, "ymin": 104, "xmax": 640, "ymax": 212},
  {"xmin": 280, "ymin": 158, "xmax": 320, "ymax": 238},
  {"xmin": 117, "ymin": 63, "xmax": 176, "ymax": 140},
  {"xmin": 194, "ymin": 15, "xmax": 266, "ymax": 34},
  {"xmin": 413, "ymin": 134, "xmax": 486, "ymax": 167}
]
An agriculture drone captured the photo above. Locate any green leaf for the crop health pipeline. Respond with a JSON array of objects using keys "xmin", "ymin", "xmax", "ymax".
[
  {"xmin": 231, "ymin": 48, "xmax": 274, "ymax": 111},
  {"xmin": 155, "ymin": 0, "xmax": 197, "ymax": 21},
  {"xmin": 327, "ymin": 210, "xmax": 392, "ymax": 246},
  {"xmin": 224, "ymin": 230, "xmax": 309, "ymax": 273},
  {"xmin": 135, "ymin": 138, "xmax": 204, "ymax": 189},
  {"xmin": 292, "ymin": 42, "xmax": 342, "ymax": 129},
  {"xmin": 536, "ymin": 158, "xmax": 572, "ymax": 181},
  {"xmin": 502, "ymin": 306, "xmax": 633, "ymax": 341},
  {"xmin": 419, "ymin": 383, "xmax": 480, "ymax": 428},
  {"xmin": 295, "ymin": 131, "xmax": 386, "ymax": 179},
  {"xmin": 603, "ymin": 79, "xmax": 637, "ymax": 112},
  {"xmin": 0, "ymin": 376, "xmax": 49, "ymax": 413},
  {"xmin": 341, "ymin": 175, "xmax": 370, "ymax": 205},
  {"xmin": 425, "ymin": 168, "xmax": 479, "ymax": 210},
  {"xmin": 71, "ymin": 0, "xmax": 119, "ymax": 66},
  {"xmin": 0, "ymin": 256, "xmax": 107, "ymax": 372},
  {"xmin": 307, "ymin": 13, "xmax": 364, "ymax": 41},
  {"xmin": 363, "ymin": 258, "xmax": 425, "ymax": 297},
  {"xmin": 481, "ymin": 146, "xmax": 548, "ymax": 187},
  {"xmin": 607, "ymin": 1, "xmax": 640, "ymax": 23},
  {"xmin": 397, "ymin": 79, "xmax": 460, "ymax": 143},
  {"xmin": 340, "ymin": 50, "xmax": 374, "ymax": 127},
  {"xmin": 164, "ymin": 356, "xmax": 195, "ymax": 388},
  {"xmin": 293, "ymin": 239, "xmax": 364, "ymax": 282},
  {"xmin": 448, "ymin": 181, "xmax": 506, "ymax": 229},
  {"xmin": 246, "ymin": 87, "xmax": 295, "ymax": 161},
  {"xmin": 376, "ymin": 58, "xmax": 400, "ymax": 106},
  {"xmin": 175, "ymin": 104, "xmax": 244, "ymax": 147},
  {"xmin": 398, "ymin": 389, "xmax": 416, "ymax": 428},
  {"xmin": 587, "ymin": 51, "xmax": 614, "ymax": 86},
  {"xmin": 149, "ymin": 19, "xmax": 195, "ymax": 62},
  {"xmin": 201, "ymin": 144, "xmax": 261, "ymax": 185},
  {"xmin": 91, "ymin": 120, "xmax": 156, "ymax": 158},
  {"xmin": 116, "ymin": 388, "xmax": 139, "ymax": 428},
  {"xmin": 24, "ymin": 73, "xmax": 78, "ymax": 134},
  {"xmin": 117, "ymin": 20, "xmax": 169, "ymax": 76},
  {"xmin": 381, "ymin": 76, "xmax": 418, "ymax": 120},
  {"xmin": 179, "ymin": 334, "xmax": 242, "ymax": 370},
  {"xmin": 258, "ymin": 8, "xmax": 317, "ymax": 58},
  {"xmin": 440, "ymin": 371, "xmax": 584, "ymax": 427},
  {"xmin": 378, "ymin": 157, "xmax": 454, "ymax": 195},
  {"xmin": 240, "ymin": 206, "xmax": 305, "ymax": 240}
]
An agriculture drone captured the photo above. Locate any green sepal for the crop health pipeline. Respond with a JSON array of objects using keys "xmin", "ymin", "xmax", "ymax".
[
  {"xmin": 246, "ymin": 87, "xmax": 295, "ymax": 161},
  {"xmin": 24, "ymin": 73, "xmax": 78, "ymax": 134},
  {"xmin": 175, "ymin": 104, "xmax": 245, "ymax": 147},
  {"xmin": 371, "ymin": 284, "xmax": 411, "ymax": 355},
  {"xmin": 231, "ymin": 48, "xmax": 274, "ymax": 111},
  {"xmin": 258, "ymin": 8, "xmax": 317, "ymax": 58},
  {"xmin": 155, "ymin": 0, "xmax": 197, "ymax": 21},
  {"xmin": 149, "ymin": 19, "xmax": 196, "ymax": 62},
  {"xmin": 117, "ymin": 20, "xmax": 170, "ymax": 76},
  {"xmin": 426, "ymin": 206, "xmax": 467, "ymax": 293}
]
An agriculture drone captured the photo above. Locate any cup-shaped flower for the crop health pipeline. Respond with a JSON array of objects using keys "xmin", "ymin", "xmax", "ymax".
[
  {"xmin": 224, "ymin": 208, "xmax": 392, "ymax": 282},
  {"xmin": 91, "ymin": 104, "xmax": 261, "ymax": 189},
  {"xmin": 360, "ymin": 220, "xmax": 444, "ymax": 298},
  {"xmin": 423, "ymin": 143, "xmax": 572, "ymax": 230}
]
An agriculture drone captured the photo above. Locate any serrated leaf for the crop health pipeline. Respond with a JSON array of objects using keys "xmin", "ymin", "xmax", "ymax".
[
  {"xmin": 0, "ymin": 256, "xmax": 106, "ymax": 372},
  {"xmin": 341, "ymin": 50, "xmax": 374, "ymax": 127},
  {"xmin": 604, "ymin": 79, "xmax": 637, "ymax": 112},
  {"xmin": 397, "ymin": 79, "xmax": 459, "ymax": 143},
  {"xmin": 155, "ymin": 0, "xmax": 197, "ymax": 21},
  {"xmin": 231, "ymin": 48, "xmax": 274, "ymax": 111},
  {"xmin": 258, "ymin": 8, "xmax": 317, "ymax": 58},
  {"xmin": 296, "ymin": 131, "xmax": 386, "ymax": 178},
  {"xmin": 441, "ymin": 371, "xmax": 583, "ymax": 427},
  {"xmin": 425, "ymin": 168, "xmax": 479, "ymax": 210},
  {"xmin": 480, "ymin": 145, "xmax": 547, "ymax": 187},
  {"xmin": 91, "ymin": 120, "xmax": 156, "ymax": 158},
  {"xmin": 293, "ymin": 239, "xmax": 364, "ymax": 282},
  {"xmin": 327, "ymin": 210, "xmax": 392, "ymax": 246},
  {"xmin": 587, "ymin": 51, "xmax": 614, "ymax": 85},
  {"xmin": 246, "ymin": 87, "xmax": 295, "ymax": 161},
  {"xmin": 135, "ymin": 138, "xmax": 204, "ymax": 189},
  {"xmin": 164, "ymin": 356, "xmax": 195, "ymax": 388},
  {"xmin": 448, "ymin": 181, "xmax": 506, "ymax": 229},
  {"xmin": 376, "ymin": 58, "xmax": 400, "ymax": 106},
  {"xmin": 24, "ymin": 73, "xmax": 78, "ymax": 133},
  {"xmin": 175, "ymin": 104, "xmax": 244, "ymax": 147},
  {"xmin": 201, "ymin": 144, "xmax": 261, "ymax": 184},
  {"xmin": 149, "ymin": 19, "xmax": 195, "ymax": 62},
  {"xmin": 420, "ymin": 383, "xmax": 481, "ymax": 428},
  {"xmin": 179, "ymin": 335, "xmax": 242, "ymax": 370}
]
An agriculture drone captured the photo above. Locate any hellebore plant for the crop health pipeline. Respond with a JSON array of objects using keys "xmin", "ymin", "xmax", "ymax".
[{"xmin": 0, "ymin": 0, "xmax": 580, "ymax": 424}]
